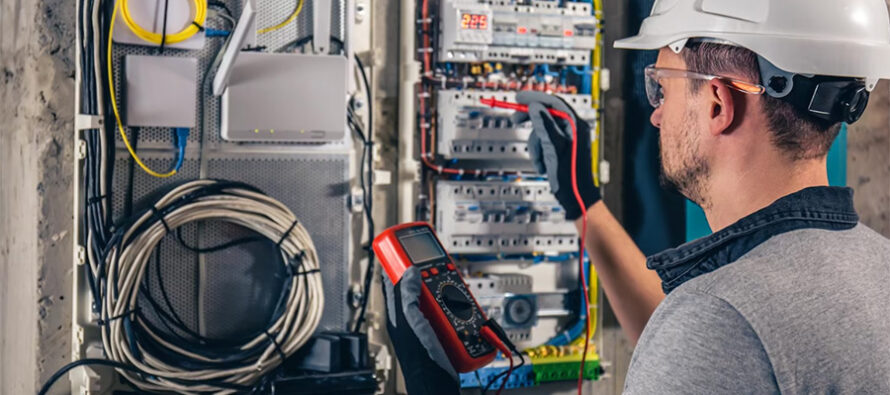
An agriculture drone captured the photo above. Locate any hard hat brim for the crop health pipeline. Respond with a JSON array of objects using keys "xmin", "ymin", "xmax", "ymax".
[
  {"xmin": 613, "ymin": 34, "xmax": 665, "ymax": 50},
  {"xmin": 614, "ymin": 32, "xmax": 890, "ymax": 88}
]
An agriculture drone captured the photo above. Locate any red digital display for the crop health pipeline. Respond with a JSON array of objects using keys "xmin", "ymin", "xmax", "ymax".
[{"xmin": 460, "ymin": 13, "xmax": 488, "ymax": 30}]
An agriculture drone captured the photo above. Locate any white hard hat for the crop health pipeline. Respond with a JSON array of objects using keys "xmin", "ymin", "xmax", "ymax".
[{"xmin": 614, "ymin": 0, "xmax": 890, "ymax": 91}]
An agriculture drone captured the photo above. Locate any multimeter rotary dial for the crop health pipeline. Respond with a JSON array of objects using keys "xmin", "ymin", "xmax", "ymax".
[{"xmin": 438, "ymin": 282, "xmax": 476, "ymax": 322}]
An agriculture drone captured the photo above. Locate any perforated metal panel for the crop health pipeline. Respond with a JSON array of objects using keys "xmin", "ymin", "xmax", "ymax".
[
  {"xmin": 205, "ymin": 155, "xmax": 351, "ymax": 333},
  {"xmin": 107, "ymin": 0, "xmax": 353, "ymax": 340}
]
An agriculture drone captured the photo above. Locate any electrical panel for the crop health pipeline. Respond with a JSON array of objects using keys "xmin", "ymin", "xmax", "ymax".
[
  {"xmin": 70, "ymin": 0, "xmax": 381, "ymax": 394},
  {"xmin": 406, "ymin": 0, "xmax": 606, "ymax": 390},
  {"xmin": 63, "ymin": 0, "xmax": 606, "ymax": 392},
  {"xmin": 440, "ymin": 0, "xmax": 597, "ymax": 65}
]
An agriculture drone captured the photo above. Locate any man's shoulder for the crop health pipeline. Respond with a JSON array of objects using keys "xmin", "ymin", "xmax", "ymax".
[
  {"xmin": 626, "ymin": 288, "xmax": 778, "ymax": 394},
  {"xmin": 661, "ymin": 224, "xmax": 890, "ymax": 394},
  {"xmin": 683, "ymin": 224, "xmax": 890, "ymax": 295}
]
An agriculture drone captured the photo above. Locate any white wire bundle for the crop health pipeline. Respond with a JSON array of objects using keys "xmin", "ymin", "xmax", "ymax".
[{"xmin": 99, "ymin": 179, "xmax": 323, "ymax": 393}]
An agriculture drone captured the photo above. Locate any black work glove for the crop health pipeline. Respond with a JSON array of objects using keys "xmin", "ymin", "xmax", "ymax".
[
  {"xmin": 382, "ymin": 267, "xmax": 460, "ymax": 395},
  {"xmin": 512, "ymin": 91, "xmax": 601, "ymax": 221}
]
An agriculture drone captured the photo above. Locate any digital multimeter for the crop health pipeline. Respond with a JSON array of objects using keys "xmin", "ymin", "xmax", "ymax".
[{"xmin": 373, "ymin": 222, "xmax": 497, "ymax": 372}]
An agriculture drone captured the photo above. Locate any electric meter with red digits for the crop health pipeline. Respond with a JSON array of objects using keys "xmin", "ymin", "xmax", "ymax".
[{"xmin": 373, "ymin": 222, "xmax": 497, "ymax": 373}]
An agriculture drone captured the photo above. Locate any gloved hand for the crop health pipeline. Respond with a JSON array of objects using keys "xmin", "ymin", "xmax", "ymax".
[
  {"xmin": 511, "ymin": 91, "xmax": 601, "ymax": 220},
  {"xmin": 382, "ymin": 266, "xmax": 459, "ymax": 395}
]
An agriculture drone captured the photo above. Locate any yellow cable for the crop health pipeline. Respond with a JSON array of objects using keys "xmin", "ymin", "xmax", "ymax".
[
  {"xmin": 258, "ymin": 0, "xmax": 305, "ymax": 34},
  {"xmin": 108, "ymin": 0, "xmax": 177, "ymax": 178},
  {"xmin": 120, "ymin": 0, "xmax": 207, "ymax": 45},
  {"xmin": 591, "ymin": 0, "xmax": 604, "ymax": 188}
]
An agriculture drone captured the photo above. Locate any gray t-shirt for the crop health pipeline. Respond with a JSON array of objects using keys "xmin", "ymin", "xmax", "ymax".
[{"xmin": 625, "ymin": 225, "xmax": 890, "ymax": 394}]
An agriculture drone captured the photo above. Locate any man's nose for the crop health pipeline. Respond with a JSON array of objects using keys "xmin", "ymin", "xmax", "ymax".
[{"xmin": 650, "ymin": 106, "xmax": 662, "ymax": 128}]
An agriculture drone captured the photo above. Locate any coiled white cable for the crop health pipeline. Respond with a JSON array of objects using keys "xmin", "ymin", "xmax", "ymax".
[{"xmin": 99, "ymin": 179, "xmax": 323, "ymax": 393}]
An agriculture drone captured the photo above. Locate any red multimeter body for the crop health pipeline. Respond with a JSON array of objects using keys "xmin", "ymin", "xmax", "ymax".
[{"xmin": 373, "ymin": 222, "xmax": 497, "ymax": 373}]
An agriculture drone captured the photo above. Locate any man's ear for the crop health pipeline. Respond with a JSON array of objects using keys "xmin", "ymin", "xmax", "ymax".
[{"xmin": 707, "ymin": 79, "xmax": 736, "ymax": 136}]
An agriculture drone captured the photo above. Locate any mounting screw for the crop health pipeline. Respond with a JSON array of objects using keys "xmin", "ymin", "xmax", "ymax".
[
  {"xmin": 355, "ymin": 0, "xmax": 369, "ymax": 23},
  {"xmin": 349, "ymin": 284, "xmax": 363, "ymax": 308}
]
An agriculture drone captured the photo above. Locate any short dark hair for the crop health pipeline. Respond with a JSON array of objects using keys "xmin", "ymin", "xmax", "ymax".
[{"xmin": 681, "ymin": 41, "xmax": 841, "ymax": 160}]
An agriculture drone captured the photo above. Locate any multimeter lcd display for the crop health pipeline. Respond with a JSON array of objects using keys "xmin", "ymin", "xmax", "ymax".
[
  {"xmin": 399, "ymin": 231, "xmax": 446, "ymax": 264},
  {"xmin": 460, "ymin": 13, "xmax": 488, "ymax": 30}
]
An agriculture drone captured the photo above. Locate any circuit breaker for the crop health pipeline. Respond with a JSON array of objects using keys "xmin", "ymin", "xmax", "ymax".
[
  {"xmin": 436, "ymin": 180, "xmax": 577, "ymax": 254},
  {"xmin": 437, "ymin": 89, "xmax": 596, "ymax": 160}
]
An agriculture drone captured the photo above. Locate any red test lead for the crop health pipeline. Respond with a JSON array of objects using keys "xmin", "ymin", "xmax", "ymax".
[{"xmin": 479, "ymin": 96, "xmax": 594, "ymax": 395}]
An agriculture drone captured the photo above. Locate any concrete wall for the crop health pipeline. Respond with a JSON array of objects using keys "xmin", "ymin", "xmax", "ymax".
[{"xmin": 0, "ymin": 0, "xmax": 75, "ymax": 393}]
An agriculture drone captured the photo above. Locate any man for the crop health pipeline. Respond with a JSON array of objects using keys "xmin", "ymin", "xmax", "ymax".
[{"xmin": 385, "ymin": 0, "xmax": 890, "ymax": 393}]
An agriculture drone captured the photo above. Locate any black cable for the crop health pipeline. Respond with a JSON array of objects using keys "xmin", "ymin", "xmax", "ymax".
[
  {"xmin": 174, "ymin": 226, "xmax": 268, "ymax": 254},
  {"xmin": 38, "ymin": 359, "xmax": 143, "ymax": 395},
  {"xmin": 207, "ymin": 0, "xmax": 233, "ymax": 18},
  {"xmin": 159, "ymin": 0, "xmax": 170, "ymax": 53},
  {"xmin": 124, "ymin": 127, "xmax": 139, "ymax": 217},
  {"xmin": 36, "ymin": 358, "xmax": 251, "ymax": 395},
  {"xmin": 481, "ymin": 370, "xmax": 508, "ymax": 394},
  {"xmin": 352, "ymin": 53, "xmax": 376, "ymax": 333}
]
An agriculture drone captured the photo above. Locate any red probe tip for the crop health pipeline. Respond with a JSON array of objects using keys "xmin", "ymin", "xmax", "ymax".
[{"xmin": 479, "ymin": 97, "xmax": 529, "ymax": 113}]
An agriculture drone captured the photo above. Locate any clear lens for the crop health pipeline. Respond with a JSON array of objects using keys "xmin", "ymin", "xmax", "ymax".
[{"xmin": 644, "ymin": 65, "xmax": 664, "ymax": 108}]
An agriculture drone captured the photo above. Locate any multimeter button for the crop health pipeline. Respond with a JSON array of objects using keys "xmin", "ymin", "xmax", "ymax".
[
  {"xmin": 430, "ymin": 268, "xmax": 440, "ymax": 275},
  {"xmin": 446, "ymin": 263, "xmax": 456, "ymax": 271},
  {"xmin": 421, "ymin": 270, "xmax": 430, "ymax": 278}
]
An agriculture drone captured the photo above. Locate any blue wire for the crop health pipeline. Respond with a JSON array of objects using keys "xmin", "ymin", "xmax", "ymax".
[
  {"xmin": 171, "ymin": 128, "xmax": 189, "ymax": 172},
  {"xmin": 205, "ymin": 29, "xmax": 230, "ymax": 38}
]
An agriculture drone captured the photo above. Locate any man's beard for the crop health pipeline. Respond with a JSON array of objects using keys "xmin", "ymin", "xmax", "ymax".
[{"xmin": 658, "ymin": 111, "xmax": 710, "ymax": 208}]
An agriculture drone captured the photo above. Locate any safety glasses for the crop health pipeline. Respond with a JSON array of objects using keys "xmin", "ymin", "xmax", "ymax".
[{"xmin": 644, "ymin": 64, "xmax": 766, "ymax": 108}]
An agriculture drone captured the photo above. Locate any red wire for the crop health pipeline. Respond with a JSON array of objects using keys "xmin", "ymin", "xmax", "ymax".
[
  {"xmin": 497, "ymin": 351, "xmax": 515, "ymax": 395},
  {"xmin": 564, "ymin": 113, "xmax": 591, "ymax": 395}
]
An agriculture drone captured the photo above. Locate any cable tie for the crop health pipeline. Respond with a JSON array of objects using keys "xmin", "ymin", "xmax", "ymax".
[
  {"xmin": 191, "ymin": 21, "xmax": 205, "ymax": 32},
  {"xmin": 436, "ymin": 166, "xmax": 443, "ymax": 173},
  {"xmin": 149, "ymin": 206, "xmax": 171, "ymax": 235},
  {"xmin": 285, "ymin": 250, "xmax": 305, "ymax": 273},
  {"xmin": 264, "ymin": 330, "xmax": 287, "ymax": 363},
  {"xmin": 277, "ymin": 219, "xmax": 300, "ymax": 247},
  {"xmin": 458, "ymin": 169, "xmax": 465, "ymax": 176},
  {"xmin": 291, "ymin": 268, "xmax": 320, "ymax": 277},
  {"xmin": 97, "ymin": 307, "xmax": 139, "ymax": 326},
  {"xmin": 87, "ymin": 194, "xmax": 109, "ymax": 205}
]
